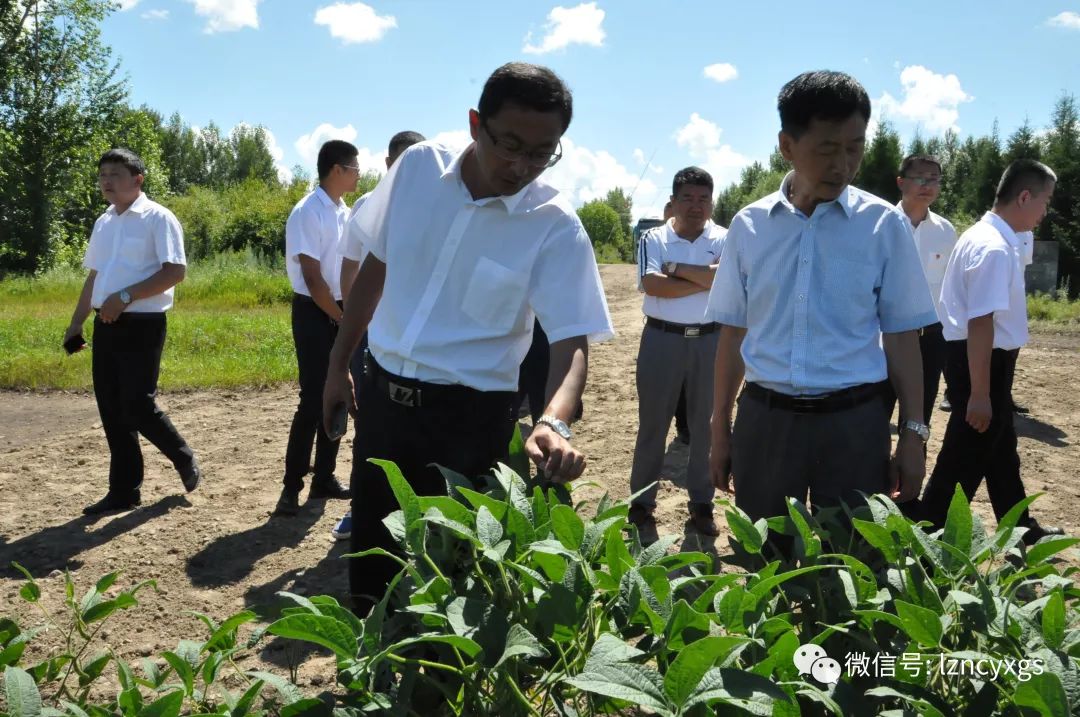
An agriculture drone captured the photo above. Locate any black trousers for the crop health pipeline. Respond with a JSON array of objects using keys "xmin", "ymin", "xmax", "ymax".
[
  {"xmin": 919, "ymin": 343, "xmax": 1031, "ymax": 528},
  {"xmin": 349, "ymin": 358, "xmax": 515, "ymax": 614},
  {"xmin": 91, "ymin": 313, "xmax": 194, "ymax": 497},
  {"xmin": 283, "ymin": 294, "xmax": 341, "ymax": 491},
  {"xmin": 884, "ymin": 323, "xmax": 949, "ymax": 428},
  {"xmin": 512, "ymin": 319, "xmax": 550, "ymax": 424}
]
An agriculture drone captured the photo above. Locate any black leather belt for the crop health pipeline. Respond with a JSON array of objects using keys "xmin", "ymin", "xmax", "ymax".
[
  {"xmin": 366, "ymin": 356, "xmax": 513, "ymax": 409},
  {"xmin": 742, "ymin": 381, "xmax": 888, "ymax": 414},
  {"xmin": 645, "ymin": 317, "xmax": 718, "ymax": 338},
  {"xmin": 919, "ymin": 322, "xmax": 943, "ymax": 336}
]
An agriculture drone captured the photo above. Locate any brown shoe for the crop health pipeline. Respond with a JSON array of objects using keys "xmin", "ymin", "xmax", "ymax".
[
  {"xmin": 688, "ymin": 502, "xmax": 720, "ymax": 537},
  {"xmin": 627, "ymin": 503, "xmax": 659, "ymax": 546}
]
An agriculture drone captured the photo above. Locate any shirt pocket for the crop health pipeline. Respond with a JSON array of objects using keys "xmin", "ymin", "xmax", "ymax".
[
  {"xmin": 118, "ymin": 232, "xmax": 155, "ymax": 267},
  {"xmin": 461, "ymin": 257, "xmax": 529, "ymax": 332},
  {"xmin": 821, "ymin": 257, "xmax": 879, "ymax": 333},
  {"xmin": 924, "ymin": 250, "xmax": 948, "ymax": 286}
]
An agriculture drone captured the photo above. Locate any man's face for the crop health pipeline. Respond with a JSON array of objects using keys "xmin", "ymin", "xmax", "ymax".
[
  {"xmin": 779, "ymin": 113, "xmax": 867, "ymax": 204},
  {"xmin": 469, "ymin": 103, "xmax": 564, "ymax": 196},
  {"xmin": 337, "ymin": 156, "xmax": 360, "ymax": 193},
  {"xmin": 897, "ymin": 160, "xmax": 942, "ymax": 206},
  {"xmin": 671, "ymin": 184, "xmax": 713, "ymax": 234},
  {"xmin": 1016, "ymin": 181, "xmax": 1055, "ymax": 232},
  {"xmin": 98, "ymin": 162, "xmax": 143, "ymax": 206}
]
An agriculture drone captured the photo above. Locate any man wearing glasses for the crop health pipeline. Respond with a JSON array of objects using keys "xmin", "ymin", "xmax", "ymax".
[
  {"xmin": 890, "ymin": 155, "xmax": 957, "ymax": 434},
  {"xmin": 274, "ymin": 140, "xmax": 359, "ymax": 516},
  {"xmin": 324, "ymin": 62, "xmax": 613, "ymax": 613}
]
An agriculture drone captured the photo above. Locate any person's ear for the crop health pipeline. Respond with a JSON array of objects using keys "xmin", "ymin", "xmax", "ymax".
[
  {"xmin": 778, "ymin": 131, "xmax": 796, "ymax": 163},
  {"xmin": 468, "ymin": 109, "xmax": 481, "ymax": 142}
]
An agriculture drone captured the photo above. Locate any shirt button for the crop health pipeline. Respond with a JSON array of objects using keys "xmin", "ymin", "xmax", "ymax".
[
  {"xmin": 798, "ymin": 294, "xmax": 806, "ymax": 301},
  {"xmin": 802, "ymin": 258, "xmax": 809, "ymax": 264}
]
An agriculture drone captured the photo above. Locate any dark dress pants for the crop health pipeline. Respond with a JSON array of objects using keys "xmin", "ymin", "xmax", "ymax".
[
  {"xmin": 512, "ymin": 319, "xmax": 550, "ymax": 424},
  {"xmin": 283, "ymin": 294, "xmax": 341, "ymax": 491},
  {"xmin": 91, "ymin": 312, "xmax": 194, "ymax": 498},
  {"xmin": 884, "ymin": 322, "xmax": 949, "ymax": 428}
]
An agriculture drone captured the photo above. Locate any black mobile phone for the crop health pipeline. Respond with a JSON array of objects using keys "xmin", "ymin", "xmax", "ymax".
[
  {"xmin": 63, "ymin": 334, "xmax": 87, "ymax": 355},
  {"xmin": 328, "ymin": 402, "xmax": 348, "ymax": 441}
]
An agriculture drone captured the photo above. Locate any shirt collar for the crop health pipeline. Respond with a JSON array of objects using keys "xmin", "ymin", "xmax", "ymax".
[
  {"xmin": 895, "ymin": 200, "xmax": 938, "ymax": 230},
  {"xmin": 108, "ymin": 192, "xmax": 151, "ymax": 216},
  {"xmin": 440, "ymin": 144, "xmax": 534, "ymax": 215},
  {"xmin": 314, "ymin": 186, "xmax": 344, "ymax": 210},
  {"xmin": 983, "ymin": 211, "xmax": 1021, "ymax": 247},
  {"xmin": 771, "ymin": 172, "xmax": 854, "ymax": 218}
]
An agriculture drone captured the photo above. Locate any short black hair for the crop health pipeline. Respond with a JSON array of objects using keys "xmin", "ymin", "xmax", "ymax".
[
  {"xmin": 478, "ymin": 62, "xmax": 573, "ymax": 132},
  {"xmin": 899, "ymin": 154, "xmax": 942, "ymax": 177},
  {"xmin": 388, "ymin": 131, "xmax": 425, "ymax": 158},
  {"xmin": 672, "ymin": 166, "xmax": 713, "ymax": 197},
  {"xmin": 995, "ymin": 159, "xmax": 1057, "ymax": 203},
  {"xmin": 778, "ymin": 70, "xmax": 871, "ymax": 139},
  {"xmin": 98, "ymin": 148, "xmax": 146, "ymax": 176},
  {"xmin": 317, "ymin": 139, "xmax": 359, "ymax": 181}
]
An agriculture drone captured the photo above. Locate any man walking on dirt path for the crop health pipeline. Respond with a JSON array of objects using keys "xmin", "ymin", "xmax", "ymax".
[
  {"xmin": 273, "ymin": 140, "xmax": 359, "ymax": 516},
  {"xmin": 66, "ymin": 148, "xmax": 202, "ymax": 516},
  {"xmin": 323, "ymin": 62, "xmax": 613, "ymax": 614},
  {"xmin": 919, "ymin": 159, "xmax": 1065, "ymax": 544},
  {"xmin": 707, "ymin": 71, "xmax": 936, "ymax": 547},
  {"xmin": 628, "ymin": 166, "xmax": 727, "ymax": 541}
]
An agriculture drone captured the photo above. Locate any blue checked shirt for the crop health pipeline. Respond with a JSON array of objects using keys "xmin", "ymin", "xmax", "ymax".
[{"xmin": 706, "ymin": 173, "xmax": 937, "ymax": 396}]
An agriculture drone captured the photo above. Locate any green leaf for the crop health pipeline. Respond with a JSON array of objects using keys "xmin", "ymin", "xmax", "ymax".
[
  {"xmin": 941, "ymin": 484, "xmax": 972, "ymax": 566},
  {"xmin": 852, "ymin": 519, "xmax": 902, "ymax": 562},
  {"xmin": 369, "ymin": 459, "xmax": 423, "ymax": 552},
  {"xmin": 81, "ymin": 593, "xmax": 139, "ymax": 624},
  {"xmin": 77, "ymin": 652, "xmax": 111, "ymax": 687},
  {"xmin": 245, "ymin": 671, "xmax": 303, "ymax": 703},
  {"xmin": 994, "ymin": 494, "xmax": 1042, "ymax": 549},
  {"xmin": 726, "ymin": 508, "xmax": 764, "ymax": 554},
  {"xmin": 605, "ymin": 527, "xmax": 635, "ymax": 583},
  {"xmin": 474, "ymin": 506, "xmax": 503, "ymax": 548},
  {"xmin": 506, "ymin": 423, "xmax": 531, "ymax": 479},
  {"xmin": 280, "ymin": 698, "xmax": 330, "ymax": 717},
  {"xmin": 11, "ymin": 564, "xmax": 39, "ymax": 605},
  {"xmin": 1014, "ymin": 672, "xmax": 1070, "ymax": 717},
  {"xmin": 583, "ymin": 634, "xmax": 644, "ymax": 670},
  {"xmin": 4, "ymin": 666, "xmax": 42, "ymax": 717},
  {"xmin": 201, "ymin": 651, "xmax": 225, "ymax": 686},
  {"xmin": 136, "ymin": 691, "xmax": 183, "ymax": 717},
  {"xmin": 1042, "ymin": 590, "xmax": 1066, "ymax": 649},
  {"xmin": 748, "ymin": 565, "xmax": 833, "ymax": 603},
  {"xmin": 230, "ymin": 679, "xmax": 264, "ymax": 717},
  {"xmin": 787, "ymin": 500, "xmax": 822, "ymax": 558},
  {"xmin": 664, "ymin": 636, "xmax": 754, "ymax": 706},
  {"xmin": 894, "ymin": 599, "xmax": 943, "ymax": 647},
  {"xmin": 454, "ymin": 487, "xmax": 507, "ymax": 521},
  {"xmin": 683, "ymin": 667, "xmax": 792, "ymax": 713},
  {"xmin": 161, "ymin": 653, "xmax": 194, "ymax": 696},
  {"xmin": 564, "ymin": 663, "xmax": 671, "ymax": 714},
  {"xmin": 550, "ymin": 504, "xmax": 585, "ymax": 550},
  {"xmin": 267, "ymin": 615, "xmax": 356, "ymax": 661},
  {"xmin": 494, "ymin": 624, "xmax": 548, "ymax": 668},
  {"xmin": 203, "ymin": 610, "xmax": 257, "ymax": 653},
  {"xmin": 1028, "ymin": 537, "xmax": 1080, "ymax": 565}
]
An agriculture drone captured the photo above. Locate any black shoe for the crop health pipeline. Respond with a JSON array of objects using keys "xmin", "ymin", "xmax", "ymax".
[
  {"xmin": 627, "ymin": 503, "xmax": 659, "ymax": 545},
  {"xmin": 939, "ymin": 397, "xmax": 952, "ymax": 412},
  {"xmin": 1022, "ymin": 521, "xmax": 1065, "ymax": 546},
  {"xmin": 1012, "ymin": 400, "xmax": 1031, "ymax": 415},
  {"xmin": 273, "ymin": 488, "xmax": 301, "ymax": 516},
  {"xmin": 309, "ymin": 475, "xmax": 350, "ymax": 500},
  {"xmin": 688, "ymin": 502, "xmax": 720, "ymax": 537},
  {"xmin": 179, "ymin": 459, "xmax": 202, "ymax": 493},
  {"xmin": 83, "ymin": 491, "xmax": 141, "ymax": 515}
]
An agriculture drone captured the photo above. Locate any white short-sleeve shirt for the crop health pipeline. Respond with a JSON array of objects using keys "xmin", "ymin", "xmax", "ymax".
[
  {"xmin": 1018, "ymin": 231, "xmax": 1034, "ymax": 267},
  {"xmin": 897, "ymin": 203, "xmax": 957, "ymax": 324},
  {"xmin": 348, "ymin": 141, "xmax": 614, "ymax": 392},
  {"xmin": 340, "ymin": 191, "xmax": 373, "ymax": 265},
  {"xmin": 637, "ymin": 220, "xmax": 727, "ymax": 324},
  {"xmin": 82, "ymin": 193, "xmax": 186, "ymax": 312},
  {"xmin": 939, "ymin": 212, "xmax": 1029, "ymax": 350},
  {"xmin": 285, "ymin": 187, "xmax": 348, "ymax": 300}
]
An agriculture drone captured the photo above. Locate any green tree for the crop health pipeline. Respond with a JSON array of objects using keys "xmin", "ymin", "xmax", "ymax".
[
  {"xmin": 854, "ymin": 120, "xmax": 902, "ymax": 203},
  {"xmin": 159, "ymin": 111, "xmax": 205, "ymax": 194},
  {"xmin": 1005, "ymin": 119, "xmax": 1041, "ymax": 163},
  {"xmin": 0, "ymin": 0, "xmax": 126, "ymax": 274},
  {"xmin": 229, "ymin": 124, "xmax": 280, "ymax": 187},
  {"xmin": 577, "ymin": 200, "xmax": 625, "ymax": 262},
  {"xmin": 1041, "ymin": 94, "xmax": 1080, "ymax": 287}
]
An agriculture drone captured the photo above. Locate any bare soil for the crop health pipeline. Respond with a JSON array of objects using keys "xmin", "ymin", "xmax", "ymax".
[{"xmin": 2, "ymin": 264, "xmax": 1078, "ymax": 688}]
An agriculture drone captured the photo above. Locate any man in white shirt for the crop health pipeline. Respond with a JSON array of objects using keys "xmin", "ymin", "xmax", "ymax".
[
  {"xmin": 323, "ymin": 62, "xmax": 614, "ymax": 613},
  {"xmin": 330, "ymin": 130, "xmax": 425, "ymax": 541},
  {"xmin": 889, "ymin": 154, "xmax": 958, "ymax": 431},
  {"xmin": 708, "ymin": 71, "xmax": 936, "ymax": 548},
  {"xmin": 919, "ymin": 159, "xmax": 1063, "ymax": 544},
  {"xmin": 64, "ymin": 149, "xmax": 201, "ymax": 515},
  {"xmin": 274, "ymin": 140, "xmax": 359, "ymax": 516},
  {"xmin": 629, "ymin": 167, "xmax": 726, "ymax": 539}
]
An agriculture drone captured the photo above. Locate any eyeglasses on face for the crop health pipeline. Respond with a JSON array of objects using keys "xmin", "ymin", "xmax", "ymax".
[
  {"xmin": 904, "ymin": 176, "xmax": 942, "ymax": 187},
  {"xmin": 480, "ymin": 120, "xmax": 562, "ymax": 169}
]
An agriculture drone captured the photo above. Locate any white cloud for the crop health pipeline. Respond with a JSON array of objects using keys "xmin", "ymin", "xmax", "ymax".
[
  {"xmin": 544, "ymin": 138, "xmax": 663, "ymax": 220},
  {"xmin": 673, "ymin": 113, "xmax": 751, "ymax": 188},
  {"xmin": 1047, "ymin": 11, "xmax": 1080, "ymax": 29},
  {"xmin": 118, "ymin": 0, "xmax": 140, "ymax": 10},
  {"xmin": 141, "ymin": 9, "xmax": 169, "ymax": 20},
  {"xmin": 430, "ymin": 130, "xmax": 472, "ymax": 153},
  {"xmin": 632, "ymin": 148, "xmax": 646, "ymax": 165},
  {"xmin": 185, "ymin": 0, "xmax": 261, "ymax": 33},
  {"xmin": 703, "ymin": 62, "xmax": 738, "ymax": 83},
  {"xmin": 876, "ymin": 65, "xmax": 973, "ymax": 133},
  {"xmin": 523, "ymin": 2, "xmax": 605, "ymax": 54},
  {"xmin": 314, "ymin": 2, "xmax": 396, "ymax": 44},
  {"xmin": 294, "ymin": 122, "xmax": 359, "ymax": 170}
]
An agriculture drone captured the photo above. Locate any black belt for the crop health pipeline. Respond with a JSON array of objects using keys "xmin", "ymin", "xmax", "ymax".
[
  {"xmin": 742, "ymin": 381, "xmax": 888, "ymax": 414},
  {"xmin": 366, "ymin": 356, "xmax": 513, "ymax": 409},
  {"xmin": 919, "ymin": 322, "xmax": 943, "ymax": 336},
  {"xmin": 645, "ymin": 317, "xmax": 718, "ymax": 338},
  {"xmin": 93, "ymin": 310, "xmax": 165, "ymax": 321}
]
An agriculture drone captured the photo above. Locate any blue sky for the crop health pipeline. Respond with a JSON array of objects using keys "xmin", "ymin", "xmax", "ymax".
[{"xmin": 104, "ymin": 1, "xmax": 1080, "ymax": 219}]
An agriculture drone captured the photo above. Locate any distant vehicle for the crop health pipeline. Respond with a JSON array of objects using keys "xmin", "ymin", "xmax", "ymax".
[{"xmin": 633, "ymin": 217, "xmax": 665, "ymax": 247}]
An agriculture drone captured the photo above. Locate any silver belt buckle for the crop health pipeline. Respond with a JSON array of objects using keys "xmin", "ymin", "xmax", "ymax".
[
  {"xmin": 388, "ymin": 381, "xmax": 419, "ymax": 407},
  {"xmin": 684, "ymin": 326, "xmax": 701, "ymax": 338}
]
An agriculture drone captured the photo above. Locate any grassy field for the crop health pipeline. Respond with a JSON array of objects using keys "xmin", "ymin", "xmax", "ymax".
[{"xmin": 2, "ymin": 253, "xmax": 1079, "ymax": 390}]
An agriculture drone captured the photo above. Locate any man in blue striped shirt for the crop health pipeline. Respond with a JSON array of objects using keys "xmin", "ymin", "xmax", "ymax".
[{"xmin": 707, "ymin": 71, "xmax": 937, "ymax": 539}]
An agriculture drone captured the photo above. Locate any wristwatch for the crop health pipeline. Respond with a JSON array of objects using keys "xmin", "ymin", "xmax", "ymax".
[
  {"xmin": 662, "ymin": 261, "xmax": 678, "ymax": 275},
  {"xmin": 901, "ymin": 419, "xmax": 930, "ymax": 443},
  {"xmin": 118, "ymin": 289, "xmax": 132, "ymax": 305},
  {"xmin": 537, "ymin": 415, "xmax": 572, "ymax": 440}
]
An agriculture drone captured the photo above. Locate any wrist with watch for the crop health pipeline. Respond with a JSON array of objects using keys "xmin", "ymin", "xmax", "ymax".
[
  {"xmin": 118, "ymin": 288, "xmax": 132, "ymax": 306},
  {"xmin": 662, "ymin": 261, "xmax": 679, "ymax": 276},
  {"xmin": 900, "ymin": 419, "xmax": 929, "ymax": 443},
  {"xmin": 536, "ymin": 414, "xmax": 572, "ymax": 440}
]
